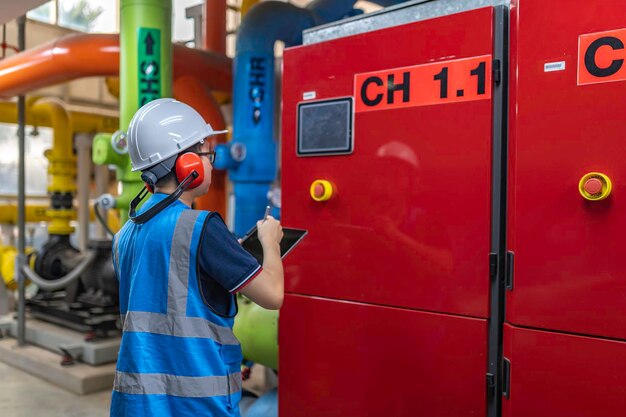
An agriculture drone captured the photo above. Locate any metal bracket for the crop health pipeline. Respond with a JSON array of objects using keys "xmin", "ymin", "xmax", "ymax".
[
  {"xmin": 502, "ymin": 358, "xmax": 511, "ymax": 399},
  {"xmin": 489, "ymin": 252, "xmax": 499, "ymax": 280},
  {"xmin": 486, "ymin": 372, "xmax": 496, "ymax": 395},
  {"xmin": 505, "ymin": 251, "xmax": 514, "ymax": 290},
  {"xmin": 493, "ymin": 59, "xmax": 502, "ymax": 84}
]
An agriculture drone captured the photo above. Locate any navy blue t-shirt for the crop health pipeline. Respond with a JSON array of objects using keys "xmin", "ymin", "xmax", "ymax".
[{"xmin": 197, "ymin": 212, "xmax": 262, "ymax": 317}]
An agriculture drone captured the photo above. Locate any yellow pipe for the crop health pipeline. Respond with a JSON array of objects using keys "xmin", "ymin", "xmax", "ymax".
[
  {"xmin": 0, "ymin": 204, "xmax": 50, "ymax": 223},
  {"xmin": 0, "ymin": 245, "xmax": 35, "ymax": 290},
  {"xmin": 0, "ymin": 203, "xmax": 98, "ymax": 223},
  {"xmin": 30, "ymin": 98, "xmax": 76, "ymax": 235},
  {"xmin": 0, "ymin": 98, "xmax": 121, "ymax": 234},
  {"xmin": 0, "ymin": 100, "xmax": 118, "ymax": 133}
]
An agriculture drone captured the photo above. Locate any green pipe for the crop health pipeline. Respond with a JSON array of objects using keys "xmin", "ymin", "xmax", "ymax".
[
  {"xmin": 93, "ymin": 133, "xmax": 127, "ymax": 167},
  {"xmin": 110, "ymin": 0, "xmax": 280, "ymax": 370},
  {"xmin": 92, "ymin": 133, "xmax": 137, "ymax": 210},
  {"xmin": 233, "ymin": 297, "xmax": 279, "ymax": 370},
  {"xmin": 115, "ymin": 0, "xmax": 172, "ymax": 222}
]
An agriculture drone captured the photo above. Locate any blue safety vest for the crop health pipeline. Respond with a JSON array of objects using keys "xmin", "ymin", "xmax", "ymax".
[{"xmin": 110, "ymin": 198, "xmax": 243, "ymax": 417}]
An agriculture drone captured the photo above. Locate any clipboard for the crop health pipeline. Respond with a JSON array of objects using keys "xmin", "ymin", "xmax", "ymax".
[{"xmin": 241, "ymin": 226, "xmax": 307, "ymax": 264}]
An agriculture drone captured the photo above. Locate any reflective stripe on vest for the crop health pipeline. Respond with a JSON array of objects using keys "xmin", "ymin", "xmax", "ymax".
[
  {"xmin": 114, "ymin": 371, "xmax": 242, "ymax": 397},
  {"xmin": 113, "ymin": 234, "xmax": 120, "ymax": 273},
  {"xmin": 122, "ymin": 310, "xmax": 239, "ymax": 345},
  {"xmin": 168, "ymin": 210, "xmax": 197, "ymax": 315}
]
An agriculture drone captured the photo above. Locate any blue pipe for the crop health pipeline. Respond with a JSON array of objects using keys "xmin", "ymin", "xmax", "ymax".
[{"xmin": 219, "ymin": 0, "xmax": 409, "ymax": 236}]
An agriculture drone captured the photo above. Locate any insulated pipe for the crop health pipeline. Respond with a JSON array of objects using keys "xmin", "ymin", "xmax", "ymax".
[
  {"xmin": 233, "ymin": 298, "xmax": 279, "ymax": 369},
  {"xmin": 222, "ymin": 0, "xmax": 358, "ymax": 235},
  {"xmin": 204, "ymin": 0, "xmax": 226, "ymax": 53},
  {"xmin": 92, "ymin": 76, "xmax": 229, "ymax": 218},
  {"xmin": 173, "ymin": 75, "xmax": 228, "ymax": 216},
  {"xmin": 0, "ymin": 204, "xmax": 95, "ymax": 224},
  {"xmin": 227, "ymin": 0, "xmax": 359, "ymax": 370},
  {"xmin": 224, "ymin": 0, "xmax": 411, "ymax": 235},
  {"xmin": 228, "ymin": 0, "xmax": 412, "ymax": 370},
  {"xmin": 117, "ymin": 0, "xmax": 172, "ymax": 222},
  {"xmin": 0, "ymin": 34, "xmax": 232, "ymax": 97},
  {"xmin": 31, "ymin": 98, "xmax": 76, "ymax": 236},
  {"xmin": 0, "ymin": 29, "xmax": 231, "ymax": 221},
  {"xmin": 0, "ymin": 100, "xmax": 118, "ymax": 133},
  {"xmin": 105, "ymin": 75, "xmax": 232, "ymax": 105}
]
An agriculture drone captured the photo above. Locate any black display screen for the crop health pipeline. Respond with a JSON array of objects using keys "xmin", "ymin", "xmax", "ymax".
[{"xmin": 297, "ymin": 98, "xmax": 353, "ymax": 156}]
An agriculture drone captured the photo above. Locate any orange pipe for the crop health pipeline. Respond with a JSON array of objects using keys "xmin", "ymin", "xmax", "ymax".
[
  {"xmin": 173, "ymin": 75, "xmax": 227, "ymax": 217},
  {"xmin": 0, "ymin": 33, "xmax": 232, "ymax": 97},
  {"xmin": 0, "ymin": 33, "xmax": 231, "ymax": 223},
  {"xmin": 204, "ymin": 0, "xmax": 226, "ymax": 54}
]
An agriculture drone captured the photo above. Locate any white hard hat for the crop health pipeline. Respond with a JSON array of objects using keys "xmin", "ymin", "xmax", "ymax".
[{"xmin": 127, "ymin": 98, "xmax": 228, "ymax": 172}]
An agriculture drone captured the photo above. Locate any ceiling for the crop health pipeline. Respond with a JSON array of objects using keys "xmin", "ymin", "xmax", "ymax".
[{"xmin": 0, "ymin": 0, "xmax": 48, "ymax": 25}]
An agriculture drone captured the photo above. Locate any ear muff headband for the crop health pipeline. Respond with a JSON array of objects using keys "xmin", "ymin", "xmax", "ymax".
[
  {"xmin": 141, "ymin": 171, "xmax": 158, "ymax": 193},
  {"xmin": 175, "ymin": 152, "xmax": 204, "ymax": 189},
  {"xmin": 140, "ymin": 155, "xmax": 177, "ymax": 193},
  {"xmin": 129, "ymin": 170, "xmax": 199, "ymax": 224}
]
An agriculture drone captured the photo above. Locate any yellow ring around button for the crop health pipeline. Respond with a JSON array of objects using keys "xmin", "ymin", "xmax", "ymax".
[
  {"xmin": 310, "ymin": 180, "xmax": 333, "ymax": 202},
  {"xmin": 579, "ymin": 172, "xmax": 612, "ymax": 201}
]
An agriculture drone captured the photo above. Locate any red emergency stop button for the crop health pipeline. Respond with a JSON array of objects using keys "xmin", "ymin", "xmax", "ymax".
[
  {"xmin": 313, "ymin": 184, "xmax": 325, "ymax": 198},
  {"xmin": 310, "ymin": 180, "xmax": 333, "ymax": 202},
  {"xmin": 583, "ymin": 178, "xmax": 603, "ymax": 195},
  {"xmin": 579, "ymin": 172, "xmax": 612, "ymax": 201}
]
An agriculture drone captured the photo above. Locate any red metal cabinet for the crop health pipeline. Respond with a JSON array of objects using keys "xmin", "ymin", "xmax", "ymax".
[
  {"xmin": 506, "ymin": 0, "xmax": 626, "ymax": 339},
  {"xmin": 279, "ymin": 294, "xmax": 488, "ymax": 417},
  {"xmin": 502, "ymin": 324, "xmax": 626, "ymax": 417},
  {"xmin": 282, "ymin": 7, "xmax": 496, "ymax": 318}
]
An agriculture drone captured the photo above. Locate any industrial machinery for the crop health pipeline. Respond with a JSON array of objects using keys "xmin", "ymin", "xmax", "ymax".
[
  {"xmin": 25, "ymin": 236, "xmax": 119, "ymax": 336},
  {"xmin": 279, "ymin": 0, "xmax": 626, "ymax": 416},
  {"xmin": 0, "ymin": 0, "xmax": 232, "ymax": 354},
  {"xmin": 0, "ymin": 97, "xmax": 121, "ymax": 339}
]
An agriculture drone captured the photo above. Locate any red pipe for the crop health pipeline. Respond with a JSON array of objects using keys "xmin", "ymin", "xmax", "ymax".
[
  {"xmin": 204, "ymin": 0, "xmax": 226, "ymax": 54},
  {"xmin": 173, "ymin": 75, "xmax": 228, "ymax": 217},
  {"xmin": 0, "ymin": 33, "xmax": 232, "ymax": 97}
]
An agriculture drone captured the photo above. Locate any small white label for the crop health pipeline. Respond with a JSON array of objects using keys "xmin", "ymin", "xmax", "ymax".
[
  {"xmin": 302, "ymin": 91, "xmax": 316, "ymax": 100},
  {"xmin": 544, "ymin": 61, "xmax": 566, "ymax": 72}
]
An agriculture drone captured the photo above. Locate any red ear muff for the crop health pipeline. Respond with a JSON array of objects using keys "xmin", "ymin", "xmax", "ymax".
[{"xmin": 175, "ymin": 152, "xmax": 204, "ymax": 189}]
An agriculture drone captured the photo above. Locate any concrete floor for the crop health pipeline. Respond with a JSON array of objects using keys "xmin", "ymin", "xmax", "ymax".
[
  {"xmin": 0, "ymin": 361, "xmax": 111, "ymax": 417},
  {"xmin": 0, "ymin": 358, "xmax": 276, "ymax": 416}
]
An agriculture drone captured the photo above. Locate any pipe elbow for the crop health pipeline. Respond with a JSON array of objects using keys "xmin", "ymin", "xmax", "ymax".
[
  {"xmin": 31, "ymin": 98, "xmax": 70, "ymax": 127},
  {"xmin": 31, "ymin": 98, "xmax": 72, "ymax": 154},
  {"xmin": 237, "ymin": 1, "xmax": 315, "ymax": 52}
]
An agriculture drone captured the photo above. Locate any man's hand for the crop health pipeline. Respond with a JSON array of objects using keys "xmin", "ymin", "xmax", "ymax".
[
  {"xmin": 240, "ymin": 216, "xmax": 285, "ymax": 310},
  {"xmin": 257, "ymin": 216, "xmax": 283, "ymax": 248}
]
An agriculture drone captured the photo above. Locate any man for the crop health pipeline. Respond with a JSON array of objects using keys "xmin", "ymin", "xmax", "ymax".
[{"xmin": 110, "ymin": 98, "xmax": 284, "ymax": 417}]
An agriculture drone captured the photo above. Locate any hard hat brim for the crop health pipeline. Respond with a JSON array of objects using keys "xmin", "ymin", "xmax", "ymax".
[{"xmin": 208, "ymin": 129, "xmax": 229, "ymax": 136}]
